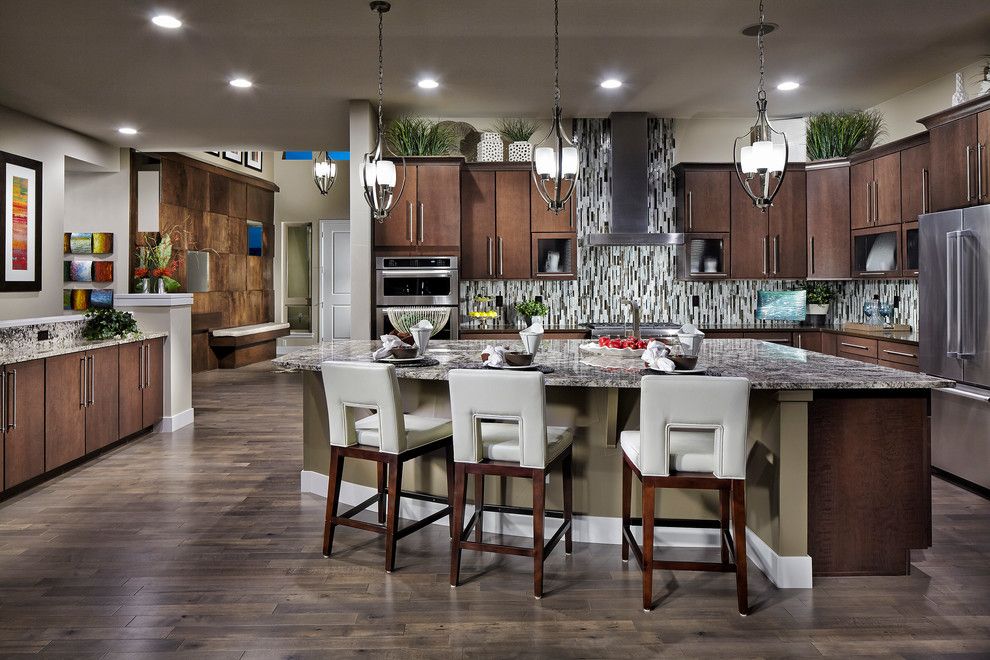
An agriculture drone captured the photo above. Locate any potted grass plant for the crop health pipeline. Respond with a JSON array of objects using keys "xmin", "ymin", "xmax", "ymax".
[
  {"xmin": 384, "ymin": 116, "xmax": 457, "ymax": 156},
  {"xmin": 805, "ymin": 110, "xmax": 886, "ymax": 161},
  {"xmin": 494, "ymin": 118, "xmax": 540, "ymax": 162}
]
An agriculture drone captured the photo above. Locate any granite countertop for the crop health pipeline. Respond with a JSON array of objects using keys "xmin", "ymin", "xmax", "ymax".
[
  {"xmin": 703, "ymin": 324, "xmax": 920, "ymax": 345},
  {"xmin": 0, "ymin": 332, "xmax": 168, "ymax": 365},
  {"xmin": 273, "ymin": 338, "xmax": 951, "ymax": 391}
]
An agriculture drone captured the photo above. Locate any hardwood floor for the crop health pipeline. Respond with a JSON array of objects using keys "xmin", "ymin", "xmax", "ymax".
[{"xmin": 0, "ymin": 362, "xmax": 988, "ymax": 658}]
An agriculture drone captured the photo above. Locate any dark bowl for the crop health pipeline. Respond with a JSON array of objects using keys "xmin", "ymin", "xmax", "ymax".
[
  {"xmin": 671, "ymin": 355, "xmax": 699, "ymax": 370},
  {"xmin": 391, "ymin": 346, "xmax": 419, "ymax": 359},
  {"xmin": 389, "ymin": 331, "xmax": 416, "ymax": 346},
  {"xmin": 504, "ymin": 351, "xmax": 535, "ymax": 366}
]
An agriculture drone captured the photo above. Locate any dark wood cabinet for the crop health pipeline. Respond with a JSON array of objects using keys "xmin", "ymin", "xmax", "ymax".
[
  {"xmin": 806, "ymin": 161, "xmax": 851, "ymax": 279},
  {"xmin": 730, "ymin": 167, "xmax": 805, "ymax": 279},
  {"xmin": 927, "ymin": 114, "xmax": 978, "ymax": 212},
  {"xmin": 374, "ymin": 165, "xmax": 417, "ymax": 249},
  {"xmin": 979, "ymin": 109, "xmax": 990, "ymax": 205},
  {"xmin": 900, "ymin": 142, "xmax": 930, "ymax": 223},
  {"xmin": 119, "ymin": 341, "xmax": 144, "ymax": 439},
  {"xmin": 794, "ymin": 331, "xmax": 823, "ymax": 353},
  {"xmin": 45, "ymin": 352, "xmax": 87, "ymax": 470},
  {"xmin": 2, "ymin": 360, "xmax": 45, "ymax": 489},
  {"xmin": 850, "ymin": 160, "xmax": 874, "ymax": 230},
  {"xmin": 531, "ymin": 178, "xmax": 575, "ymax": 232},
  {"xmin": 84, "ymin": 347, "xmax": 119, "ymax": 453},
  {"xmin": 375, "ymin": 159, "xmax": 462, "ymax": 252},
  {"xmin": 495, "ymin": 171, "xmax": 532, "ymax": 279},
  {"xmin": 460, "ymin": 170, "xmax": 496, "ymax": 279},
  {"xmin": 729, "ymin": 178, "xmax": 767, "ymax": 279},
  {"xmin": 143, "ymin": 339, "xmax": 164, "ymax": 427},
  {"xmin": 676, "ymin": 166, "xmax": 731, "ymax": 233},
  {"xmin": 873, "ymin": 153, "xmax": 902, "ymax": 226}
]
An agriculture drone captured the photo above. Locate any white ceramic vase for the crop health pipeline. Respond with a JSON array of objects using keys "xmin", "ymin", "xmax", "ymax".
[
  {"xmin": 476, "ymin": 132, "xmax": 504, "ymax": 162},
  {"xmin": 507, "ymin": 141, "xmax": 533, "ymax": 162},
  {"xmin": 807, "ymin": 303, "xmax": 829, "ymax": 316}
]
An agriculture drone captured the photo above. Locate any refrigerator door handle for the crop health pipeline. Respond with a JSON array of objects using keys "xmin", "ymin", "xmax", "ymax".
[
  {"xmin": 940, "ymin": 384, "xmax": 990, "ymax": 404},
  {"xmin": 946, "ymin": 231, "xmax": 960, "ymax": 358},
  {"xmin": 957, "ymin": 229, "xmax": 976, "ymax": 358}
]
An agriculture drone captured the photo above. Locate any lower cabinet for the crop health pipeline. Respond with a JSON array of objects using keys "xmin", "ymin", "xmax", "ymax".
[
  {"xmin": 2, "ymin": 359, "xmax": 46, "ymax": 489},
  {"xmin": 45, "ymin": 352, "xmax": 89, "ymax": 470},
  {"xmin": 119, "ymin": 338, "xmax": 164, "ymax": 437}
]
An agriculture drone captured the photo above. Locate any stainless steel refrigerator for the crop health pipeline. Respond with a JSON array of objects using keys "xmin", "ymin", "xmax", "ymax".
[{"xmin": 920, "ymin": 204, "xmax": 990, "ymax": 491}]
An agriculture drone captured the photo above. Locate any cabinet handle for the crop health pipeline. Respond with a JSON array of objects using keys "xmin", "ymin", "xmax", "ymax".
[
  {"xmin": 840, "ymin": 341, "xmax": 869, "ymax": 351},
  {"xmin": 80, "ymin": 356, "xmax": 87, "ymax": 407},
  {"xmin": 8, "ymin": 369, "xmax": 14, "ymax": 430},
  {"xmin": 921, "ymin": 168, "xmax": 929, "ymax": 214},
  {"xmin": 773, "ymin": 235, "xmax": 780, "ymax": 275},
  {"xmin": 417, "ymin": 202, "xmax": 424, "ymax": 243},
  {"xmin": 87, "ymin": 355, "xmax": 95, "ymax": 406},
  {"xmin": 810, "ymin": 236, "xmax": 816, "ymax": 274},
  {"xmin": 687, "ymin": 191, "xmax": 693, "ymax": 230},
  {"xmin": 139, "ymin": 345, "xmax": 145, "ymax": 391},
  {"xmin": 497, "ymin": 237, "xmax": 504, "ymax": 276},
  {"xmin": 796, "ymin": 334, "xmax": 802, "ymax": 349},
  {"xmin": 874, "ymin": 180, "xmax": 880, "ymax": 224},
  {"xmin": 486, "ymin": 236, "xmax": 493, "ymax": 276},
  {"xmin": 407, "ymin": 202, "xmax": 414, "ymax": 243},
  {"xmin": 145, "ymin": 344, "xmax": 151, "ymax": 388},
  {"xmin": 761, "ymin": 236, "xmax": 768, "ymax": 275},
  {"xmin": 978, "ymin": 143, "xmax": 986, "ymax": 201},
  {"xmin": 965, "ymin": 145, "xmax": 973, "ymax": 201},
  {"xmin": 882, "ymin": 348, "xmax": 917, "ymax": 359}
]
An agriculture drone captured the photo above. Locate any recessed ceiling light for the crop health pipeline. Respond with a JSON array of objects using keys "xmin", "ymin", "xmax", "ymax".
[
  {"xmin": 777, "ymin": 81, "xmax": 800, "ymax": 91},
  {"xmin": 151, "ymin": 15, "xmax": 182, "ymax": 29},
  {"xmin": 600, "ymin": 79, "xmax": 622, "ymax": 89},
  {"xmin": 417, "ymin": 78, "xmax": 439, "ymax": 89},
  {"xmin": 229, "ymin": 78, "xmax": 253, "ymax": 88},
  {"xmin": 117, "ymin": 127, "xmax": 138, "ymax": 135}
]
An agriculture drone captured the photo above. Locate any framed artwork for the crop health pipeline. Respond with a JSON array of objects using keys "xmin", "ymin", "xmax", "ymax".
[
  {"xmin": 1, "ymin": 151, "xmax": 43, "ymax": 292},
  {"xmin": 92, "ymin": 232, "xmax": 113, "ymax": 254},
  {"xmin": 63, "ymin": 289, "xmax": 90, "ymax": 311},
  {"xmin": 223, "ymin": 150, "xmax": 242, "ymax": 164},
  {"xmin": 90, "ymin": 289, "xmax": 114, "ymax": 309},
  {"xmin": 64, "ymin": 260, "xmax": 93, "ymax": 282},
  {"xmin": 93, "ymin": 261, "xmax": 114, "ymax": 282},
  {"xmin": 244, "ymin": 150, "xmax": 263, "ymax": 172}
]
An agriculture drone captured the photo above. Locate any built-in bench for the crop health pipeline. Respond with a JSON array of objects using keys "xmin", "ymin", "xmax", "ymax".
[{"xmin": 209, "ymin": 322, "xmax": 290, "ymax": 369}]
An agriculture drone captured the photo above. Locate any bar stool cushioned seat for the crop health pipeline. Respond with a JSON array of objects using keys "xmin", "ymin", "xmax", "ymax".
[
  {"xmin": 479, "ymin": 422, "xmax": 573, "ymax": 463},
  {"xmin": 354, "ymin": 414, "xmax": 453, "ymax": 451},
  {"xmin": 619, "ymin": 432, "xmax": 715, "ymax": 475}
]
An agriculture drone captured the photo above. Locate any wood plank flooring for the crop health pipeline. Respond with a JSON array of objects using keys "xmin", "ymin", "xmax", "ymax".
[{"xmin": 0, "ymin": 362, "xmax": 988, "ymax": 658}]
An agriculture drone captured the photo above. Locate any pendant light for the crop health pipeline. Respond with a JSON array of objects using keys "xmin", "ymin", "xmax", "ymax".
[
  {"xmin": 733, "ymin": 0, "xmax": 788, "ymax": 210},
  {"xmin": 532, "ymin": 0, "xmax": 579, "ymax": 213},
  {"xmin": 363, "ymin": 1, "xmax": 405, "ymax": 222},
  {"xmin": 312, "ymin": 151, "xmax": 337, "ymax": 195}
]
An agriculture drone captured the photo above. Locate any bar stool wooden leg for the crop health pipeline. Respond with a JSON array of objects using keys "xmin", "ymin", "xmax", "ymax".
[
  {"xmin": 642, "ymin": 480, "xmax": 655, "ymax": 611},
  {"xmin": 384, "ymin": 458, "xmax": 402, "ymax": 573},
  {"xmin": 719, "ymin": 486, "xmax": 730, "ymax": 566},
  {"xmin": 533, "ymin": 469, "xmax": 546, "ymax": 599},
  {"xmin": 322, "ymin": 447, "xmax": 344, "ymax": 557},
  {"xmin": 376, "ymin": 462, "xmax": 387, "ymax": 525},
  {"xmin": 732, "ymin": 479, "xmax": 749, "ymax": 616},
  {"xmin": 562, "ymin": 450, "xmax": 573, "ymax": 555},
  {"xmin": 474, "ymin": 474, "xmax": 484, "ymax": 543},
  {"xmin": 621, "ymin": 457, "xmax": 631, "ymax": 562},
  {"xmin": 444, "ymin": 442, "xmax": 455, "ymax": 534},
  {"xmin": 450, "ymin": 464, "xmax": 467, "ymax": 588}
]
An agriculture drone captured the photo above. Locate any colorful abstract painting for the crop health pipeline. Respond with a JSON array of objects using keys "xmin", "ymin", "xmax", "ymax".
[
  {"xmin": 93, "ymin": 261, "xmax": 114, "ymax": 282},
  {"xmin": 90, "ymin": 289, "xmax": 114, "ymax": 309},
  {"xmin": 10, "ymin": 175, "xmax": 29, "ymax": 271},
  {"xmin": 2, "ymin": 152, "xmax": 42, "ymax": 292},
  {"xmin": 92, "ymin": 232, "xmax": 113, "ymax": 254},
  {"xmin": 64, "ymin": 260, "xmax": 93, "ymax": 282},
  {"xmin": 64, "ymin": 289, "xmax": 91, "ymax": 311},
  {"xmin": 68, "ymin": 232, "xmax": 93, "ymax": 254}
]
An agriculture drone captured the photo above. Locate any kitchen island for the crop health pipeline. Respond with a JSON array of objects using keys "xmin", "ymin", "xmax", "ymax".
[{"xmin": 275, "ymin": 338, "xmax": 952, "ymax": 587}]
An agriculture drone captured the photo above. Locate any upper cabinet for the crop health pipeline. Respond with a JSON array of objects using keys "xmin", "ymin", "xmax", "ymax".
[
  {"xmin": 920, "ymin": 96, "xmax": 990, "ymax": 211},
  {"xmin": 850, "ymin": 152, "xmax": 901, "ymax": 228},
  {"xmin": 728, "ymin": 167, "xmax": 806, "ymax": 279},
  {"xmin": 674, "ymin": 165, "xmax": 732, "ymax": 233},
  {"xmin": 374, "ymin": 158, "xmax": 463, "ymax": 253},
  {"xmin": 531, "ymin": 176, "xmax": 575, "ymax": 232},
  {"xmin": 806, "ymin": 160, "xmax": 851, "ymax": 279},
  {"xmin": 900, "ymin": 141, "xmax": 931, "ymax": 223}
]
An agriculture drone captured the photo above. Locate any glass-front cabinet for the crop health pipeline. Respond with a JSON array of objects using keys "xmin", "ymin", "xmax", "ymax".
[
  {"xmin": 852, "ymin": 227, "xmax": 900, "ymax": 277},
  {"xmin": 677, "ymin": 233, "xmax": 730, "ymax": 280}
]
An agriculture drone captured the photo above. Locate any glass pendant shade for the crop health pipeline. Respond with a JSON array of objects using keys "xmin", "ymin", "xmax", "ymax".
[
  {"xmin": 733, "ymin": 97, "xmax": 788, "ymax": 210},
  {"xmin": 312, "ymin": 151, "xmax": 337, "ymax": 196}
]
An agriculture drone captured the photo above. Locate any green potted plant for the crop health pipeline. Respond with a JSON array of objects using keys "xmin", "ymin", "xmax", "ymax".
[
  {"xmin": 805, "ymin": 110, "xmax": 885, "ymax": 161},
  {"xmin": 384, "ymin": 116, "xmax": 457, "ymax": 156},
  {"xmin": 516, "ymin": 299, "xmax": 549, "ymax": 326},
  {"xmin": 494, "ymin": 118, "xmax": 539, "ymax": 162},
  {"xmin": 82, "ymin": 308, "xmax": 139, "ymax": 340},
  {"xmin": 803, "ymin": 282, "xmax": 836, "ymax": 326}
]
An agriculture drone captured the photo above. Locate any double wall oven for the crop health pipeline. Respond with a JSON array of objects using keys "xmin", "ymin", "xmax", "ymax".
[{"xmin": 375, "ymin": 256, "xmax": 459, "ymax": 339}]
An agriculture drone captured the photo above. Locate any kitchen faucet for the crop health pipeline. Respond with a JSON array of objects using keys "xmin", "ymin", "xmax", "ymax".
[{"xmin": 620, "ymin": 297, "xmax": 641, "ymax": 340}]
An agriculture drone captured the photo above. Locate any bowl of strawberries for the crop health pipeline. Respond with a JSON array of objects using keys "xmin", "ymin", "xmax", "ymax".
[{"xmin": 579, "ymin": 336, "xmax": 653, "ymax": 358}]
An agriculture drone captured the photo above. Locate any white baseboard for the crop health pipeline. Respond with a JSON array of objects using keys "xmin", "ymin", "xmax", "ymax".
[
  {"xmin": 156, "ymin": 407, "xmax": 194, "ymax": 432},
  {"xmin": 300, "ymin": 470, "xmax": 813, "ymax": 588}
]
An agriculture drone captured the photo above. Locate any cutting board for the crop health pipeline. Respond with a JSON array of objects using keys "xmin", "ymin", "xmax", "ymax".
[{"xmin": 842, "ymin": 322, "xmax": 912, "ymax": 333}]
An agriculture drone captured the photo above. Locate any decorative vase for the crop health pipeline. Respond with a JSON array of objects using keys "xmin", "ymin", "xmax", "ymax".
[
  {"xmin": 507, "ymin": 141, "xmax": 533, "ymax": 162},
  {"xmin": 155, "ymin": 278, "xmax": 166, "ymax": 294},
  {"xmin": 951, "ymin": 72, "xmax": 969, "ymax": 107},
  {"xmin": 523, "ymin": 315, "xmax": 545, "ymax": 327},
  {"xmin": 476, "ymin": 132, "xmax": 504, "ymax": 162},
  {"xmin": 135, "ymin": 278, "xmax": 151, "ymax": 294},
  {"xmin": 807, "ymin": 303, "xmax": 829, "ymax": 316}
]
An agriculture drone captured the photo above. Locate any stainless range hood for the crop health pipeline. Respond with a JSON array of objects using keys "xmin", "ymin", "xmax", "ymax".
[{"xmin": 583, "ymin": 112, "xmax": 684, "ymax": 247}]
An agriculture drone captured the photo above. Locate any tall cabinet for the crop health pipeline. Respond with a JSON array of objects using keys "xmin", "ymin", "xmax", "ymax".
[
  {"xmin": 730, "ymin": 168, "xmax": 807, "ymax": 279},
  {"xmin": 1, "ymin": 360, "xmax": 45, "ymax": 489},
  {"xmin": 806, "ymin": 160, "xmax": 851, "ymax": 279},
  {"xmin": 460, "ymin": 165, "xmax": 532, "ymax": 279}
]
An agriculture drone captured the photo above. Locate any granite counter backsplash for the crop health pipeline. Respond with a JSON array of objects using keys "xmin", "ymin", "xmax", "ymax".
[{"xmin": 0, "ymin": 318, "xmax": 166, "ymax": 365}]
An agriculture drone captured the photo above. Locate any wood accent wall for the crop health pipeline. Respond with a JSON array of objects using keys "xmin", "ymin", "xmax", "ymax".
[{"xmin": 130, "ymin": 153, "xmax": 278, "ymax": 372}]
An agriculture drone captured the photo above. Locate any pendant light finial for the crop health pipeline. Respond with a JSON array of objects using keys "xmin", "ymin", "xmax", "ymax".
[{"xmin": 733, "ymin": 0, "xmax": 787, "ymax": 211}]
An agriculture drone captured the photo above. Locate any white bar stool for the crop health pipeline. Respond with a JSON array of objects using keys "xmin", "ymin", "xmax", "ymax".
[
  {"xmin": 447, "ymin": 369, "xmax": 574, "ymax": 599},
  {"xmin": 320, "ymin": 361, "xmax": 454, "ymax": 573},
  {"xmin": 620, "ymin": 375, "xmax": 751, "ymax": 614}
]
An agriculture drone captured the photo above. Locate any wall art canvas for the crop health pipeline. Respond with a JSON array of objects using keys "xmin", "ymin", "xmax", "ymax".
[
  {"xmin": 1, "ymin": 151, "xmax": 43, "ymax": 292},
  {"xmin": 223, "ymin": 150, "xmax": 242, "ymax": 164},
  {"xmin": 64, "ymin": 288, "xmax": 90, "ymax": 311},
  {"xmin": 92, "ymin": 232, "xmax": 113, "ymax": 254},
  {"xmin": 93, "ymin": 261, "xmax": 114, "ymax": 282},
  {"xmin": 64, "ymin": 260, "xmax": 93, "ymax": 282},
  {"xmin": 90, "ymin": 289, "xmax": 114, "ymax": 308},
  {"xmin": 244, "ymin": 150, "xmax": 263, "ymax": 172},
  {"xmin": 755, "ymin": 289, "xmax": 808, "ymax": 321},
  {"xmin": 67, "ymin": 232, "xmax": 93, "ymax": 254}
]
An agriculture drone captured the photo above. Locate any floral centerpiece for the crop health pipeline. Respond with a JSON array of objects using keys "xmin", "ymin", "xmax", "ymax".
[{"xmin": 134, "ymin": 232, "xmax": 183, "ymax": 293}]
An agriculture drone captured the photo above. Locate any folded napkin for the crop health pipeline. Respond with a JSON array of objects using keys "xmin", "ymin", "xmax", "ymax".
[
  {"xmin": 521, "ymin": 322, "xmax": 544, "ymax": 335},
  {"xmin": 642, "ymin": 339, "xmax": 676, "ymax": 372},
  {"xmin": 373, "ymin": 334, "xmax": 407, "ymax": 360},
  {"xmin": 482, "ymin": 344, "xmax": 508, "ymax": 368},
  {"xmin": 410, "ymin": 319, "xmax": 434, "ymax": 332}
]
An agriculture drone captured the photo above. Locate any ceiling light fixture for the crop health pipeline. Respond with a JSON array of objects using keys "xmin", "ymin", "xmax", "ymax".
[
  {"xmin": 734, "ymin": 0, "xmax": 787, "ymax": 210},
  {"xmin": 532, "ymin": 0, "xmax": 579, "ymax": 214},
  {"xmin": 777, "ymin": 81, "xmax": 800, "ymax": 91},
  {"xmin": 117, "ymin": 127, "xmax": 138, "ymax": 135},
  {"xmin": 229, "ymin": 78, "xmax": 252, "ymax": 88},
  {"xmin": 151, "ymin": 15, "xmax": 182, "ymax": 29},
  {"xmin": 313, "ymin": 151, "xmax": 337, "ymax": 195},
  {"xmin": 600, "ymin": 79, "xmax": 622, "ymax": 89},
  {"xmin": 417, "ymin": 78, "xmax": 439, "ymax": 89},
  {"xmin": 362, "ymin": 1, "xmax": 405, "ymax": 223}
]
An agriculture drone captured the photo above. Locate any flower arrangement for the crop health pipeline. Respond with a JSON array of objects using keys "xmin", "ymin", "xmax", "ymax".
[{"xmin": 134, "ymin": 231, "xmax": 183, "ymax": 293}]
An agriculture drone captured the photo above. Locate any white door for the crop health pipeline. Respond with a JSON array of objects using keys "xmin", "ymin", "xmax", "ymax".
[{"xmin": 320, "ymin": 220, "xmax": 351, "ymax": 340}]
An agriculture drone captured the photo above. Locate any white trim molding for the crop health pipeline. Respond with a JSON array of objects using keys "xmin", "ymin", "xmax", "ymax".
[
  {"xmin": 115, "ymin": 293, "xmax": 194, "ymax": 308},
  {"xmin": 155, "ymin": 407, "xmax": 194, "ymax": 432},
  {"xmin": 299, "ymin": 471, "xmax": 813, "ymax": 588}
]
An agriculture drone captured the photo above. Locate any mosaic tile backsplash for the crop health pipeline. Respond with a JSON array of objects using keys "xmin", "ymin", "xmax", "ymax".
[{"xmin": 461, "ymin": 118, "xmax": 919, "ymax": 329}]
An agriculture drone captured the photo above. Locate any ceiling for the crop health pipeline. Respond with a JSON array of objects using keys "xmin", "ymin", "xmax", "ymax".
[{"xmin": 1, "ymin": 0, "xmax": 988, "ymax": 150}]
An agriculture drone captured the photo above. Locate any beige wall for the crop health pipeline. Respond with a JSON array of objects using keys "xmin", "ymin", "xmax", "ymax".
[
  {"xmin": 0, "ymin": 105, "xmax": 122, "ymax": 321},
  {"xmin": 673, "ymin": 115, "xmax": 807, "ymax": 164}
]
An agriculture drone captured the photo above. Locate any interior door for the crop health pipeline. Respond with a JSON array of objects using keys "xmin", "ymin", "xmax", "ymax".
[
  {"xmin": 460, "ymin": 170, "xmax": 496, "ymax": 279},
  {"xmin": 929, "ymin": 116, "xmax": 978, "ymax": 212},
  {"xmin": 85, "ymin": 347, "xmax": 119, "ymax": 453},
  {"xmin": 416, "ymin": 164, "xmax": 461, "ymax": 247},
  {"xmin": 873, "ymin": 152, "xmax": 902, "ymax": 226},
  {"xmin": 118, "ymin": 342, "xmax": 143, "ymax": 439},
  {"xmin": 730, "ymin": 176, "xmax": 769, "ymax": 279},
  {"xmin": 373, "ymin": 164, "xmax": 417, "ymax": 248},
  {"xmin": 3, "ymin": 359, "xmax": 45, "ymax": 489},
  {"xmin": 769, "ymin": 170, "xmax": 807, "ymax": 278},
  {"xmin": 319, "ymin": 220, "xmax": 351, "ymax": 340},
  {"xmin": 850, "ymin": 160, "xmax": 874, "ymax": 229},
  {"xmin": 45, "ymin": 352, "xmax": 87, "ymax": 470},
  {"xmin": 494, "ymin": 170, "xmax": 532, "ymax": 278},
  {"xmin": 919, "ymin": 209, "xmax": 963, "ymax": 380}
]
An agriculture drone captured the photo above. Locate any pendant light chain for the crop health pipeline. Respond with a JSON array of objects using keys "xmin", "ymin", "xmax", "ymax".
[
  {"xmin": 376, "ymin": 8, "xmax": 385, "ymax": 133},
  {"xmin": 553, "ymin": 0, "xmax": 560, "ymax": 111},
  {"xmin": 757, "ymin": 0, "xmax": 767, "ymax": 101}
]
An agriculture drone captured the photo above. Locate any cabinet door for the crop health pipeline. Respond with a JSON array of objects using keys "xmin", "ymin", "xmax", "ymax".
[
  {"xmin": 118, "ymin": 342, "xmax": 144, "ymax": 438},
  {"xmin": 929, "ymin": 115, "xmax": 978, "ymax": 211},
  {"xmin": 45, "ymin": 352, "xmax": 87, "ymax": 470},
  {"xmin": 978, "ymin": 110, "xmax": 990, "ymax": 204},
  {"xmin": 531, "ymin": 177, "xmax": 575, "ymax": 232},
  {"xmin": 730, "ymin": 178, "xmax": 769, "ymax": 279},
  {"xmin": 416, "ymin": 164, "xmax": 461, "ymax": 247},
  {"xmin": 769, "ymin": 171, "xmax": 806, "ymax": 278},
  {"xmin": 873, "ymin": 152, "xmax": 902, "ymax": 226},
  {"xmin": 745, "ymin": 332, "xmax": 793, "ymax": 345},
  {"xmin": 85, "ymin": 347, "xmax": 119, "ymax": 453},
  {"xmin": 806, "ymin": 165, "xmax": 851, "ymax": 279},
  {"xmin": 460, "ymin": 170, "xmax": 496, "ymax": 279},
  {"xmin": 373, "ymin": 164, "xmax": 417, "ymax": 248},
  {"xmin": 3, "ymin": 360, "xmax": 45, "ymax": 489},
  {"xmin": 850, "ymin": 160, "xmax": 874, "ymax": 229},
  {"xmin": 683, "ymin": 170, "xmax": 731, "ymax": 232},
  {"xmin": 900, "ymin": 143, "xmax": 930, "ymax": 223},
  {"xmin": 495, "ymin": 170, "xmax": 532, "ymax": 279},
  {"xmin": 143, "ymin": 339, "xmax": 165, "ymax": 427},
  {"xmin": 794, "ymin": 332, "xmax": 823, "ymax": 353}
]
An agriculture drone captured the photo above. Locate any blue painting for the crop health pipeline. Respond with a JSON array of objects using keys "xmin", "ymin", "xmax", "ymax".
[
  {"xmin": 755, "ymin": 289, "xmax": 807, "ymax": 321},
  {"xmin": 90, "ymin": 289, "xmax": 114, "ymax": 309}
]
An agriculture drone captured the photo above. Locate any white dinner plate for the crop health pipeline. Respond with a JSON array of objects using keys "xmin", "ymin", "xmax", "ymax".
[
  {"xmin": 579, "ymin": 342, "xmax": 647, "ymax": 358},
  {"xmin": 377, "ymin": 355, "xmax": 424, "ymax": 363},
  {"xmin": 646, "ymin": 365, "xmax": 707, "ymax": 374}
]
